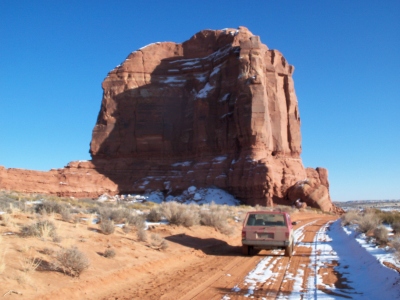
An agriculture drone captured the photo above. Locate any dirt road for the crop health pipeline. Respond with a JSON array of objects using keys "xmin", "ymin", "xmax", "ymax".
[
  {"xmin": 1, "ymin": 208, "xmax": 339, "ymax": 300},
  {"xmin": 101, "ymin": 214, "xmax": 338, "ymax": 300}
]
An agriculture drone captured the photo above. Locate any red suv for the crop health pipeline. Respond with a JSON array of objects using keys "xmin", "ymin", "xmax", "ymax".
[{"xmin": 241, "ymin": 211, "xmax": 295, "ymax": 257}]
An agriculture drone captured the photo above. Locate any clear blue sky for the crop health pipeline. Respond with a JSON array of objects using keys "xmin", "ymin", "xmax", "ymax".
[{"xmin": 1, "ymin": 1, "xmax": 399, "ymax": 201}]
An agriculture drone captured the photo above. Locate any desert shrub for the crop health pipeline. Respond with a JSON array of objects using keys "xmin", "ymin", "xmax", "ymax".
[
  {"xmin": 60, "ymin": 208, "xmax": 72, "ymax": 222},
  {"xmin": 147, "ymin": 207, "xmax": 162, "ymax": 222},
  {"xmin": 377, "ymin": 211, "xmax": 400, "ymax": 225},
  {"xmin": 97, "ymin": 206, "xmax": 112, "ymax": 221},
  {"xmin": 52, "ymin": 235, "xmax": 63, "ymax": 243},
  {"xmin": 391, "ymin": 235, "xmax": 400, "ymax": 261},
  {"xmin": 41, "ymin": 247, "xmax": 54, "ymax": 255},
  {"xmin": 150, "ymin": 233, "xmax": 168, "ymax": 250},
  {"xmin": 110, "ymin": 208, "xmax": 132, "ymax": 223},
  {"xmin": 161, "ymin": 202, "xmax": 199, "ymax": 227},
  {"xmin": 0, "ymin": 213, "xmax": 11, "ymax": 226},
  {"xmin": 392, "ymin": 235, "xmax": 400, "ymax": 251},
  {"xmin": 126, "ymin": 201, "xmax": 157, "ymax": 211},
  {"xmin": 0, "ymin": 194, "xmax": 15, "ymax": 211},
  {"xmin": 122, "ymin": 224, "xmax": 132, "ymax": 234},
  {"xmin": 35, "ymin": 201, "xmax": 65, "ymax": 215},
  {"xmin": 137, "ymin": 228, "xmax": 147, "ymax": 242},
  {"xmin": 357, "ymin": 213, "xmax": 381, "ymax": 234},
  {"xmin": 103, "ymin": 249, "xmax": 116, "ymax": 258},
  {"xmin": 20, "ymin": 257, "xmax": 42, "ymax": 273},
  {"xmin": 55, "ymin": 247, "xmax": 89, "ymax": 277},
  {"xmin": 200, "ymin": 203, "xmax": 234, "ymax": 235},
  {"xmin": 126, "ymin": 213, "xmax": 146, "ymax": 229},
  {"xmin": 20, "ymin": 220, "xmax": 57, "ymax": 238},
  {"xmin": 373, "ymin": 225, "xmax": 389, "ymax": 245},
  {"xmin": 100, "ymin": 219, "xmax": 115, "ymax": 235},
  {"xmin": 98, "ymin": 206, "xmax": 133, "ymax": 223},
  {"xmin": 341, "ymin": 210, "xmax": 361, "ymax": 226},
  {"xmin": 392, "ymin": 222, "xmax": 400, "ymax": 234}
]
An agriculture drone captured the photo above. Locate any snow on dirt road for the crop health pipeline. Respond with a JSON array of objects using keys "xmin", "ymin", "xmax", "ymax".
[
  {"xmin": 224, "ymin": 218, "xmax": 400, "ymax": 300},
  {"xmin": 11, "ymin": 211, "xmax": 396, "ymax": 299}
]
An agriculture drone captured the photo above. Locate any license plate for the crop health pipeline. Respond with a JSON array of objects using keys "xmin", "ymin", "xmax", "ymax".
[{"xmin": 257, "ymin": 233, "xmax": 274, "ymax": 239}]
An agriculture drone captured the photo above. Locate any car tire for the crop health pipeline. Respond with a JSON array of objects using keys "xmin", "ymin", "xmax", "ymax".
[
  {"xmin": 242, "ymin": 245, "xmax": 249, "ymax": 256},
  {"xmin": 285, "ymin": 239, "xmax": 294, "ymax": 257}
]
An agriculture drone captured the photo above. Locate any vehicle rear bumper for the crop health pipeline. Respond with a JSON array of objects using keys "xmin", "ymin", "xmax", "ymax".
[{"xmin": 242, "ymin": 240, "xmax": 290, "ymax": 247}]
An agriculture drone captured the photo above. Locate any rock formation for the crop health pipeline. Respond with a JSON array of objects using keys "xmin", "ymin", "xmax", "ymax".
[{"xmin": 0, "ymin": 27, "xmax": 339, "ymax": 212}]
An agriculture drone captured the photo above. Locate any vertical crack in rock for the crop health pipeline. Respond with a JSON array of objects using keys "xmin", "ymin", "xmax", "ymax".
[{"xmin": 283, "ymin": 75, "xmax": 293, "ymax": 153}]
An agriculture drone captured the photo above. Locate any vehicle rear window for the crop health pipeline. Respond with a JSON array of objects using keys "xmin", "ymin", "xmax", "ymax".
[{"xmin": 246, "ymin": 214, "xmax": 286, "ymax": 226}]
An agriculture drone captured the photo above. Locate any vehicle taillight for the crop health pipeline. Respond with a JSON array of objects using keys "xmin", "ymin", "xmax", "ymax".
[
  {"xmin": 242, "ymin": 230, "xmax": 246, "ymax": 239},
  {"xmin": 285, "ymin": 232, "xmax": 289, "ymax": 239}
]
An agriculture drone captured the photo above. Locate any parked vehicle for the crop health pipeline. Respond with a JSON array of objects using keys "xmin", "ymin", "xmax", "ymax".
[{"xmin": 241, "ymin": 211, "xmax": 296, "ymax": 257}]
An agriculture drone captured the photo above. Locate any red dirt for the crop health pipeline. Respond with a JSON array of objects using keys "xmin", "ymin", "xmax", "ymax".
[{"xmin": 0, "ymin": 210, "xmax": 338, "ymax": 299}]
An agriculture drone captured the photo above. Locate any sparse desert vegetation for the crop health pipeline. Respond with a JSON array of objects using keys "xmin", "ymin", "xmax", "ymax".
[
  {"xmin": 0, "ymin": 190, "xmax": 257, "ymax": 296},
  {"xmin": 341, "ymin": 208, "xmax": 400, "ymax": 257},
  {"xmin": 1, "ymin": 190, "xmax": 398, "ymax": 299}
]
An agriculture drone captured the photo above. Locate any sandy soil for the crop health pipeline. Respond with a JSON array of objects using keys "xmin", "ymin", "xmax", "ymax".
[{"xmin": 0, "ymin": 210, "xmax": 339, "ymax": 299}]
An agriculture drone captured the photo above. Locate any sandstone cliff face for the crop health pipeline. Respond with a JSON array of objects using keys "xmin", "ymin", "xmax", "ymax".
[
  {"xmin": 89, "ymin": 26, "xmax": 305, "ymax": 206},
  {"xmin": 0, "ymin": 27, "xmax": 337, "ymax": 211},
  {"xmin": 0, "ymin": 164, "xmax": 117, "ymax": 198}
]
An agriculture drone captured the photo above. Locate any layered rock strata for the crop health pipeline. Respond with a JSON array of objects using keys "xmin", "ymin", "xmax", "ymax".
[
  {"xmin": 89, "ymin": 26, "xmax": 305, "ymax": 207},
  {"xmin": 0, "ymin": 27, "xmax": 337, "ymax": 211}
]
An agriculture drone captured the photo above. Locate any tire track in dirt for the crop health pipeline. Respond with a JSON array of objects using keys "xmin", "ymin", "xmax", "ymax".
[
  {"xmin": 219, "ymin": 218, "xmax": 337, "ymax": 299},
  {"xmin": 100, "ymin": 215, "xmax": 337, "ymax": 299}
]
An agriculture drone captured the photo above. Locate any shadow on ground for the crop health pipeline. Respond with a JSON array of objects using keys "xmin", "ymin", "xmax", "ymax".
[{"xmin": 165, "ymin": 234, "xmax": 242, "ymax": 256}]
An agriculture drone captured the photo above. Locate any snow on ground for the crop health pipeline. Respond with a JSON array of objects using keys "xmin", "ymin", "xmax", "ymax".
[
  {"xmin": 165, "ymin": 186, "xmax": 240, "ymax": 205},
  {"xmin": 113, "ymin": 186, "xmax": 240, "ymax": 206},
  {"xmin": 306, "ymin": 220, "xmax": 400, "ymax": 299},
  {"xmin": 225, "ymin": 220, "xmax": 400, "ymax": 299},
  {"xmin": 343, "ymin": 224, "xmax": 399, "ymax": 268}
]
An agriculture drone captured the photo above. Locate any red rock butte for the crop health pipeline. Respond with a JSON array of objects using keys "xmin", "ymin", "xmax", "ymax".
[{"xmin": 0, "ymin": 27, "xmax": 340, "ymax": 212}]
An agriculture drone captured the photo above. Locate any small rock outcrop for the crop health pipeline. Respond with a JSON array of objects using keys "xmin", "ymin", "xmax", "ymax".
[{"xmin": 0, "ymin": 27, "xmax": 339, "ymax": 212}]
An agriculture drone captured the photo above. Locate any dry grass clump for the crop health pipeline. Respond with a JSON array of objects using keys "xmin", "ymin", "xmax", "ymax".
[
  {"xmin": 357, "ymin": 213, "xmax": 381, "ymax": 234},
  {"xmin": 200, "ymin": 203, "xmax": 234, "ymax": 235},
  {"xmin": 391, "ymin": 236, "xmax": 400, "ymax": 261},
  {"xmin": 55, "ymin": 247, "xmax": 89, "ymax": 277},
  {"xmin": 126, "ymin": 213, "xmax": 146, "ymax": 229},
  {"xmin": 161, "ymin": 202, "xmax": 199, "ymax": 227},
  {"xmin": 60, "ymin": 208, "xmax": 73, "ymax": 222},
  {"xmin": 392, "ymin": 222, "xmax": 400, "ymax": 234},
  {"xmin": 99, "ymin": 207, "xmax": 133, "ymax": 224},
  {"xmin": 0, "ymin": 213, "xmax": 12, "ymax": 226},
  {"xmin": 341, "ymin": 210, "xmax": 361, "ymax": 226},
  {"xmin": 103, "ymin": 249, "xmax": 116, "ymax": 258},
  {"xmin": 20, "ymin": 256, "xmax": 42, "ymax": 273},
  {"xmin": 137, "ymin": 227, "xmax": 148, "ymax": 242},
  {"xmin": 150, "ymin": 233, "xmax": 168, "ymax": 250},
  {"xmin": 20, "ymin": 220, "xmax": 57, "ymax": 238},
  {"xmin": 122, "ymin": 224, "xmax": 132, "ymax": 234},
  {"xmin": 376, "ymin": 210, "xmax": 400, "ymax": 225},
  {"xmin": 373, "ymin": 225, "xmax": 389, "ymax": 245},
  {"xmin": 100, "ymin": 219, "xmax": 115, "ymax": 235},
  {"xmin": 35, "ymin": 201, "xmax": 65, "ymax": 215},
  {"xmin": 147, "ymin": 207, "xmax": 163, "ymax": 222}
]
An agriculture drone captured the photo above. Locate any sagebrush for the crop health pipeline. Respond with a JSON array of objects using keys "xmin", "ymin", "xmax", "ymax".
[
  {"xmin": 55, "ymin": 247, "xmax": 89, "ymax": 277},
  {"xmin": 20, "ymin": 220, "xmax": 57, "ymax": 238}
]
